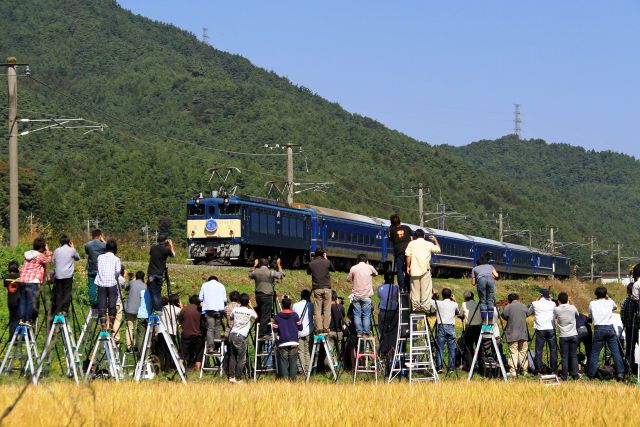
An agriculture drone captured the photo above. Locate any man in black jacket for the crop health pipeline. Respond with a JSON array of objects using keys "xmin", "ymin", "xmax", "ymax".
[{"xmin": 307, "ymin": 247, "xmax": 335, "ymax": 334}]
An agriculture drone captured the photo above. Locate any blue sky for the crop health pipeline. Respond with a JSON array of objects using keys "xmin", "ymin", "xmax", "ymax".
[{"xmin": 118, "ymin": 0, "xmax": 639, "ymax": 156}]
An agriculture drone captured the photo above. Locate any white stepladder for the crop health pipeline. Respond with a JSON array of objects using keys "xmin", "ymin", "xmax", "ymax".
[
  {"xmin": 388, "ymin": 292, "xmax": 411, "ymax": 383},
  {"xmin": 75, "ymin": 308, "xmax": 99, "ymax": 362},
  {"xmin": 200, "ymin": 338, "xmax": 225, "ymax": 378},
  {"xmin": 253, "ymin": 324, "xmax": 277, "ymax": 380},
  {"xmin": 354, "ymin": 336, "xmax": 378, "ymax": 384},
  {"xmin": 468, "ymin": 323, "xmax": 508, "ymax": 382},
  {"xmin": 134, "ymin": 314, "xmax": 186, "ymax": 384},
  {"xmin": 35, "ymin": 315, "xmax": 82, "ymax": 384},
  {"xmin": 539, "ymin": 374, "xmax": 561, "ymax": 385},
  {"xmin": 83, "ymin": 330, "xmax": 123, "ymax": 382},
  {"xmin": 0, "ymin": 323, "xmax": 39, "ymax": 382},
  {"xmin": 407, "ymin": 313, "xmax": 439, "ymax": 384},
  {"xmin": 306, "ymin": 334, "xmax": 339, "ymax": 383}
]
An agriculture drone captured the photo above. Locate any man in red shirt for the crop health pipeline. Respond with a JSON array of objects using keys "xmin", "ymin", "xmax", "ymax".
[{"xmin": 19, "ymin": 237, "xmax": 52, "ymax": 324}]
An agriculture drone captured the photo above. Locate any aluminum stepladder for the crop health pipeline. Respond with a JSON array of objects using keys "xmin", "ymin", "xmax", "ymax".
[
  {"xmin": 407, "ymin": 313, "xmax": 439, "ymax": 383},
  {"xmin": 468, "ymin": 320, "xmax": 508, "ymax": 382},
  {"xmin": 200, "ymin": 338, "xmax": 225, "ymax": 378},
  {"xmin": 120, "ymin": 347, "xmax": 138, "ymax": 377},
  {"xmin": 35, "ymin": 315, "xmax": 81, "ymax": 384},
  {"xmin": 306, "ymin": 333, "xmax": 339, "ymax": 383},
  {"xmin": 388, "ymin": 292, "xmax": 411, "ymax": 383},
  {"xmin": 76, "ymin": 308, "xmax": 100, "ymax": 363},
  {"xmin": 134, "ymin": 314, "xmax": 186, "ymax": 384},
  {"xmin": 253, "ymin": 323, "xmax": 278, "ymax": 380},
  {"xmin": 354, "ymin": 336, "xmax": 378, "ymax": 384},
  {"xmin": 0, "ymin": 323, "xmax": 39, "ymax": 382},
  {"xmin": 83, "ymin": 329, "xmax": 123, "ymax": 382},
  {"xmin": 539, "ymin": 374, "xmax": 560, "ymax": 385}
]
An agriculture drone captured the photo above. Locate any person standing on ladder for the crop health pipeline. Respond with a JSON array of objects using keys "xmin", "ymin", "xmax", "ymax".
[
  {"xmin": 405, "ymin": 229, "xmax": 440, "ymax": 313},
  {"xmin": 388, "ymin": 214, "xmax": 413, "ymax": 293},
  {"xmin": 307, "ymin": 247, "xmax": 335, "ymax": 334},
  {"xmin": 249, "ymin": 258, "xmax": 284, "ymax": 338},
  {"xmin": 50, "ymin": 235, "xmax": 80, "ymax": 317},
  {"xmin": 377, "ymin": 272, "xmax": 399, "ymax": 358},
  {"xmin": 84, "ymin": 229, "xmax": 106, "ymax": 309},
  {"xmin": 95, "ymin": 240, "xmax": 121, "ymax": 332},
  {"xmin": 199, "ymin": 275, "xmax": 227, "ymax": 353},
  {"xmin": 347, "ymin": 254, "xmax": 377, "ymax": 338},
  {"xmin": 19, "ymin": 237, "xmax": 52, "ymax": 325},
  {"xmin": 147, "ymin": 234, "xmax": 175, "ymax": 314},
  {"xmin": 471, "ymin": 253, "xmax": 498, "ymax": 324}
]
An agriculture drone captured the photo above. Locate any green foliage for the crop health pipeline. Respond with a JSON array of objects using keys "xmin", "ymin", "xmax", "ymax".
[{"xmin": 0, "ymin": 1, "xmax": 634, "ymax": 275}]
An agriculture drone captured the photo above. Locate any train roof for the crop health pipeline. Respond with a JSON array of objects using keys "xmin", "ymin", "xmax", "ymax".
[
  {"xmin": 425, "ymin": 227, "xmax": 473, "ymax": 241},
  {"xmin": 470, "ymin": 236, "xmax": 507, "ymax": 248},
  {"xmin": 502, "ymin": 242, "xmax": 533, "ymax": 252},
  {"xmin": 293, "ymin": 203, "xmax": 385, "ymax": 226}
]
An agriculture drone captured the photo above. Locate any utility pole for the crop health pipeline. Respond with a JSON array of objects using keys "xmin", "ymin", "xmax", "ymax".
[
  {"xmin": 7, "ymin": 58, "xmax": 18, "ymax": 247},
  {"xmin": 590, "ymin": 236, "xmax": 594, "ymax": 283},
  {"xmin": 286, "ymin": 143, "xmax": 294, "ymax": 205},
  {"xmin": 202, "ymin": 27, "xmax": 209, "ymax": 44},
  {"xmin": 26, "ymin": 211, "xmax": 34, "ymax": 237},
  {"xmin": 617, "ymin": 242, "xmax": 621, "ymax": 283},
  {"xmin": 498, "ymin": 208, "xmax": 503, "ymax": 242},
  {"xmin": 87, "ymin": 219, "xmax": 91, "ymax": 239},
  {"xmin": 514, "ymin": 103, "xmax": 521, "ymax": 138},
  {"xmin": 437, "ymin": 196, "xmax": 445, "ymax": 230},
  {"xmin": 550, "ymin": 226, "xmax": 554, "ymax": 253},
  {"xmin": 418, "ymin": 183, "xmax": 424, "ymax": 227}
]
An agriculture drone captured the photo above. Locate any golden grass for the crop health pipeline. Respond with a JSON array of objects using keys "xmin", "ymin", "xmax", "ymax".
[{"xmin": 0, "ymin": 381, "xmax": 638, "ymax": 426}]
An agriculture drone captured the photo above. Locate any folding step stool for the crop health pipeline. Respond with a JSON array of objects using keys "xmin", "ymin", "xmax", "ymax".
[
  {"xmin": 0, "ymin": 323, "xmax": 39, "ymax": 382},
  {"xmin": 388, "ymin": 292, "xmax": 411, "ymax": 383},
  {"xmin": 407, "ymin": 313, "xmax": 439, "ymax": 384},
  {"xmin": 253, "ymin": 324, "xmax": 277, "ymax": 380},
  {"xmin": 35, "ymin": 315, "xmax": 82, "ymax": 384},
  {"xmin": 354, "ymin": 336, "xmax": 378, "ymax": 384},
  {"xmin": 306, "ymin": 333, "xmax": 339, "ymax": 383}
]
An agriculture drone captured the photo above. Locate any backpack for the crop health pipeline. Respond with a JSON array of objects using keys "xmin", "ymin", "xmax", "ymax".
[{"xmin": 596, "ymin": 365, "xmax": 616, "ymax": 380}]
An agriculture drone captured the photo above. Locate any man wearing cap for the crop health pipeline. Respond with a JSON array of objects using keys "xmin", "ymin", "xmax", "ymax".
[
  {"xmin": 147, "ymin": 234, "xmax": 175, "ymax": 313},
  {"xmin": 527, "ymin": 289, "xmax": 558, "ymax": 374}
]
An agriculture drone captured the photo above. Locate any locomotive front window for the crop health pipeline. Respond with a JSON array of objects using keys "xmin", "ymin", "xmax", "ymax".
[
  {"xmin": 219, "ymin": 204, "xmax": 241, "ymax": 216},
  {"xmin": 188, "ymin": 204, "xmax": 205, "ymax": 216},
  {"xmin": 208, "ymin": 205, "xmax": 216, "ymax": 217}
]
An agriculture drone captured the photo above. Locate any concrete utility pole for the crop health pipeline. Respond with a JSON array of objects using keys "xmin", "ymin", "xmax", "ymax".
[
  {"xmin": 498, "ymin": 208, "xmax": 503, "ymax": 242},
  {"xmin": 550, "ymin": 226, "xmax": 554, "ymax": 253},
  {"xmin": 590, "ymin": 236, "xmax": 594, "ymax": 283},
  {"xmin": 7, "ymin": 58, "xmax": 18, "ymax": 247},
  {"xmin": 418, "ymin": 183, "xmax": 424, "ymax": 227},
  {"xmin": 286, "ymin": 143, "xmax": 294, "ymax": 205},
  {"xmin": 617, "ymin": 242, "xmax": 621, "ymax": 282}
]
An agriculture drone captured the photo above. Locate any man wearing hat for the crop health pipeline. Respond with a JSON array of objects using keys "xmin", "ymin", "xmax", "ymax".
[
  {"xmin": 147, "ymin": 234, "xmax": 175, "ymax": 313},
  {"xmin": 527, "ymin": 288, "xmax": 558, "ymax": 374}
]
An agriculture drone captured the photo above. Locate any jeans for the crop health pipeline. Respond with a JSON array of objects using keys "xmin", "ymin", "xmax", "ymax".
[
  {"xmin": 87, "ymin": 272, "xmax": 98, "ymax": 308},
  {"xmin": 277, "ymin": 346, "xmax": 298, "ymax": 380},
  {"xmin": 436, "ymin": 324, "xmax": 456, "ymax": 370},
  {"xmin": 18, "ymin": 283, "xmax": 38, "ymax": 322},
  {"xmin": 588, "ymin": 325, "xmax": 624, "ymax": 376},
  {"xmin": 534, "ymin": 329, "xmax": 558, "ymax": 373},
  {"xmin": 476, "ymin": 276, "xmax": 495, "ymax": 311},
  {"xmin": 378, "ymin": 309, "xmax": 398, "ymax": 356},
  {"xmin": 229, "ymin": 332, "xmax": 248, "ymax": 379},
  {"xmin": 577, "ymin": 326, "xmax": 592, "ymax": 368},
  {"xmin": 559, "ymin": 335, "xmax": 579, "ymax": 379},
  {"xmin": 206, "ymin": 311, "xmax": 223, "ymax": 345},
  {"xmin": 147, "ymin": 275, "xmax": 164, "ymax": 313},
  {"xmin": 394, "ymin": 254, "xmax": 409, "ymax": 292},
  {"xmin": 352, "ymin": 297, "xmax": 372, "ymax": 335},
  {"xmin": 97, "ymin": 286, "xmax": 118, "ymax": 325},
  {"xmin": 51, "ymin": 277, "xmax": 73, "ymax": 315}
]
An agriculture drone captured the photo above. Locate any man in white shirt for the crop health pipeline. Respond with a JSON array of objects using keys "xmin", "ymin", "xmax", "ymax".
[
  {"xmin": 431, "ymin": 288, "xmax": 459, "ymax": 373},
  {"xmin": 199, "ymin": 275, "xmax": 227, "ymax": 353},
  {"xmin": 293, "ymin": 289, "xmax": 314, "ymax": 373},
  {"xmin": 527, "ymin": 288, "xmax": 557, "ymax": 374},
  {"xmin": 405, "ymin": 229, "xmax": 441, "ymax": 312},
  {"xmin": 587, "ymin": 286, "xmax": 625, "ymax": 380}
]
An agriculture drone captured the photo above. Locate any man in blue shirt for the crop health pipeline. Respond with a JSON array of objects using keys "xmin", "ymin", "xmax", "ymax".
[
  {"xmin": 84, "ymin": 229, "xmax": 106, "ymax": 308},
  {"xmin": 199, "ymin": 275, "xmax": 227, "ymax": 353},
  {"xmin": 377, "ymin": 272, "xmax": 399, "ymax": 357}
]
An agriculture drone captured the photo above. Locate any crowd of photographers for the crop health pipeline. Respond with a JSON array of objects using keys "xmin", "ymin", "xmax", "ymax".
[{"xmin": 2, "ymin": 227, "xmax": 639, "ymax": 383}]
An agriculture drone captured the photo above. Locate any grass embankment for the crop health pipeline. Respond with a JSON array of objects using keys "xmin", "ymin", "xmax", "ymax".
[{"xmin": 0, "ymin": 381, "xmax": 638, "ymax": 426}]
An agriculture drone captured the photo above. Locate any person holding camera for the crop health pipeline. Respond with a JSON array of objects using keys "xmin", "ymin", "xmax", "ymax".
[
  {"xmin": 293, "ymin": 289, "xmax": 314, "ymax": 373},
  {"xmin": 471, "ymin": 253, "xmax": 499, "ymax": 324},
  {"xmin": 554, "ymin": 292, "xmax": 579, "ymax": 380},
  {"xmin": 377, "ymin": 272, "xmax": 399, "ymax": 358},
  {"xmin": 327, "ymin": 291, "xmax": 346, "ymax": 367},
  {"xmin": 228, "ymin": 293, "xmax": 258, "ymax": 383},
  {"xmin": 528, "ymin": 289, "xmax": 558, "ymax": 374},
  {"xmin": 51, "ymin": 234, "xmax": 80, "ymax": 316},
  {"xmin": 85, "ymin": 229, "xmax": 106, "ymax": 309},
  {"xmin": 431, "ymin": 288, "xmax": 459, "ymax": 373},
  {"xmin": 249, "ymin": 257, "xmax": 284, "ymax": 338},
  {"xmin": 19, "ymin": 237, "xmax": 52, "ymax": 325},
  {"xmin": 147, "ymin": 234, "xmax": 175, "ymax": 313},
  {"xmin": 307, "ymin": 247, "xmax": 335, "ymax": 334},
  {"xmin": 124, "ymin": 271, "xmax": 146, "ymax": 351},
  {"xmin": 405, "ymin": 229, "xmax": 440, "ymax": 312},
  {"xmin": 273, "ymin": 296, "xmax": 302, "ymax": 381},
  {"xmin": 388, "ymin": 214, "xmax": 413, "ymax": 292},
  {"xmin": 95, "ymin": 239, "xmax": 121, "ymax": 332},
  {"xmin": 587, "ymin": 286, "xmax": 625, "ymax": 380},
  {"xmin": 347, "ymin": 254, "xmax": 377, "ymax": 337},
  {"xmin": 501, "ymin": 293, "xmax": 530, "ymax": 376},
  {"xmin": 199, "ymin": 275, "xmax": 227, "ymax": 353}
]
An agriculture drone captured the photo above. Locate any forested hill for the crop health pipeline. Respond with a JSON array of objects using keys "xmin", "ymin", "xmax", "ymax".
[{"xmin": 0, "ymin": 0, "xmax": 631, "ymax": 273}]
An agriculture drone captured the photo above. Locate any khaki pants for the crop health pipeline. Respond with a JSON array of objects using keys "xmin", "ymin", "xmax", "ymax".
[
  {"xmin": 124, "ymin": 312, "xmax": 138, "ymax": 349},
  {"xmin": 297, "ymin": 334, "xmax": 312, "ymax": 373},
  {"xmin": 112, "ymin": 303, "xmax": 123, "ymax": 344},
  {"xmin": 410, "ymin": 272, "xmax": 433, "ymax": 312},
  {"xmin": 508, "ymin": 340, "xmax": 529, "ymax": 374},
  {"xmin": 312, "ymin": 288, "xmax": 332, "ymax": 331}
]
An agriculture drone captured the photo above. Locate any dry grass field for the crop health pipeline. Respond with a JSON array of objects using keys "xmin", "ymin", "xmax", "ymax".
[{"xmin": 0, "ymin": 381, "xmax": 638, "ymax": 426}]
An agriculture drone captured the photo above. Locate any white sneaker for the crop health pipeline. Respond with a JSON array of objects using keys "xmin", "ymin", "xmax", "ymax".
[
  {"xmin": 507, "ymin": 372, "xmax": 517, "ymax": 377},
  {"xmin": 228, "ymin": 377, "xmax": 236, "ymax": 383}
]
